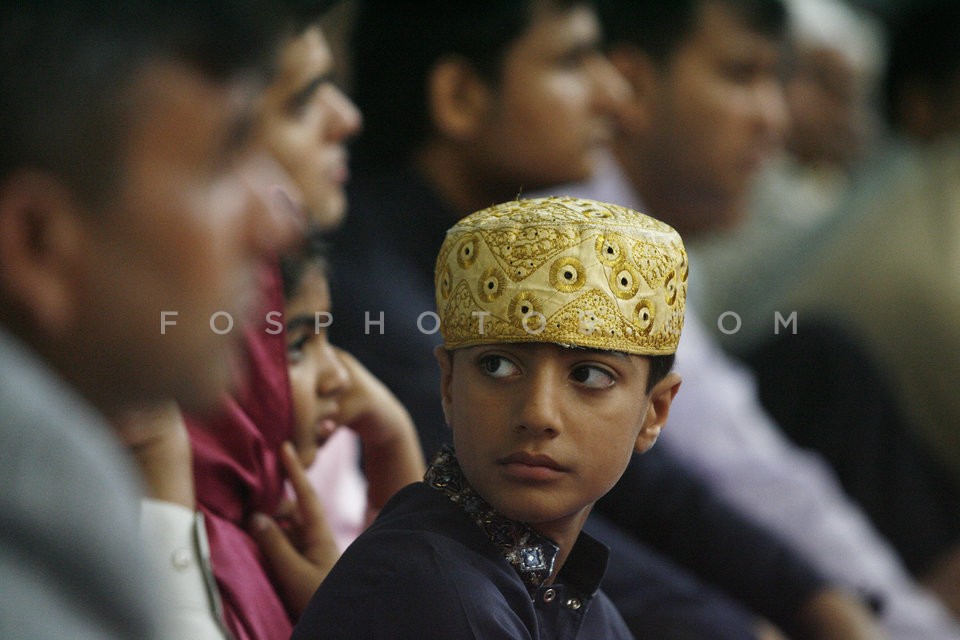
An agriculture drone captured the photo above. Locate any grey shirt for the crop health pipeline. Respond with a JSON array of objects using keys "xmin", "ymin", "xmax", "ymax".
[{"xmin": 0, "ymin": 327, "xmax": 161, "ymax": 639}]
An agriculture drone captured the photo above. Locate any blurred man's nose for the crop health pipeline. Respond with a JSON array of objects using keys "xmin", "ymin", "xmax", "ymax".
[
  {"xmin": 755, "ymin": 77, "xmax": 790, "ymax": 147},
  {"xmin": 591, "ymin": 54, "xmax": 632, "ymax": 117}
]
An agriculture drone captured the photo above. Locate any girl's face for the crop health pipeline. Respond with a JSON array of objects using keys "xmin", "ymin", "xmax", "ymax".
[{"xmin": 285, "ymin": 265, "xmax": 350, "ymax": 468}]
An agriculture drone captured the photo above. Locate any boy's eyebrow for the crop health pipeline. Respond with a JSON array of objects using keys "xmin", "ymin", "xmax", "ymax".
[
  {"xmin": 287, "ymin": 73, "xmax": 332, "ymax": 110},
  {"xmin": 568, "ymin": 346, "xmax": 631, "ymax": 359}
]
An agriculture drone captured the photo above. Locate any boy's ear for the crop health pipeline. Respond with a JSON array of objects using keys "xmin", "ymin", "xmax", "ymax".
[
  {"xmin": 635, "ymin": 371, "xmax": 682, "ymax": 454},
  {"xmin": 426, "ymin": 56, "xmax": 491, "ymax": 141},
  {"xmin": 607, "ymin": 43, "xmax": 659, "ymax": 137},
  {"xmin": 0, "ymin": 170, "xmax": 86, "ymax": 338},
  {"xmin": 434, "ymin": 345, "xmax": 454, "ymax": 427}
]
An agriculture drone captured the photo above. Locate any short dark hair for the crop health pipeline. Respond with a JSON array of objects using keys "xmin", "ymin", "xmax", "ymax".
[
  {"xmin": 277, "ymin": 0, "xmax": 343, "ymax": 35},
  {"xmin": 882, "ymin": 0, "xmax": 960, "ymax": 131},
  {"xmin": 0, "ymin": 0, "xmax": 284, "ymax": 208},
  {"xmin": 597, "ymin": 0, "xmax": 786, "ymax": 65},
  {"xmin": 646, "ymin": 353, "xmax": 676, "ymax": 393},
  {"xmin": 350, "ymin": 0, "xmax": 585, "ymax": 171}
]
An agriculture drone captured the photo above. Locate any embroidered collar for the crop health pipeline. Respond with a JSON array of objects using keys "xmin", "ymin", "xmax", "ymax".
[{"xmin": 425, "ymin": 445, "xmax": 558, "ymax": 598}]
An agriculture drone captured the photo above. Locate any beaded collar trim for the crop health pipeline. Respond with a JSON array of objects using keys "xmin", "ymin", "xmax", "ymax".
[{"xmin": 425, "ymin": 445, "xmax": 558, "ymax": 598}]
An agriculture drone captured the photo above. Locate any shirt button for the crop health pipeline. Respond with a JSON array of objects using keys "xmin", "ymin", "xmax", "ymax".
[
  {"xmin": 171, "ymin": 548, "xmax": 192, "ymax": 571},
  {"xmin": 564, "ymin": 597, "xmax": 582, "ymax": 611},
  {"xmin": 542, "ymin": 588, "xmax": 557, "ymax": 603}
]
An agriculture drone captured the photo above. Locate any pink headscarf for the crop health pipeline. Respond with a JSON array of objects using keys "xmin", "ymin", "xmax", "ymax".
[{"xmin": 185, "ymin": 264, "xmax": 294, "ymax": 640}]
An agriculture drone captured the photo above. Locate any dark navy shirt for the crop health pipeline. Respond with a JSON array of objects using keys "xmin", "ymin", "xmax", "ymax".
[{"xmin": 292, "ymin": 449, "xmax": 633, "ymax": 640}]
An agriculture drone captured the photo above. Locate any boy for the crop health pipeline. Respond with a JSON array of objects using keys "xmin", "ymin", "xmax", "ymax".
[
  {"xmin": 331, "ymin": 1, "xmax": 876, "ymax": 636},
  {"xmin": 293, "ymin": 195, "xmax": 685, "ymax": 639}
]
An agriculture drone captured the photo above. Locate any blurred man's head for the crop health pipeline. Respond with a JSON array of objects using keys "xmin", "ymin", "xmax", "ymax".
[
  {"xmin": 351, "ymin": 0, "xmax": 628, "ymax": 214},
  {"xmin": 781, "ymin": 0, "xmax": 884, "ymax": 169},
  {"xmin": 883, "ymin": 0, "xmax": 960, "ymax": 142},
  {"xmin": 599, "ymin": 0, "xmax": 789, "ymax": 236},
  {"xmin": 0, "ymin": 1, "xmax": 299, "ymax": 414}
]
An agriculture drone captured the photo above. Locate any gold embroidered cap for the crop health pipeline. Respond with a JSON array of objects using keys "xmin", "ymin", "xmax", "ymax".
[{"xmin": 435, "ymin": 196, "xmax": 687, "ymax": 355}]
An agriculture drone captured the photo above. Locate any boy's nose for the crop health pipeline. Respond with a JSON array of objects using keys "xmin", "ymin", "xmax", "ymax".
[{"xmin": 516, "ymin": 376, "xmax": 562, "ymax": 437}]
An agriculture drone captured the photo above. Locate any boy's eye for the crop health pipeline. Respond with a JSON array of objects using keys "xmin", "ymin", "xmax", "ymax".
[
  {"xmin": 478, "ymin": 354, "xmax": 520, "ymax": 379},
  {"xmin": 571, "ymin": 365, "xmax": 615, "ymax": 389}
]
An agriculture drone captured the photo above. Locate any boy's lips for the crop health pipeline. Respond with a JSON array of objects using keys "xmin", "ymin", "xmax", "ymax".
[{"xmin": 498, "ymin": 451, "xmax": 569, "ymax": 481}]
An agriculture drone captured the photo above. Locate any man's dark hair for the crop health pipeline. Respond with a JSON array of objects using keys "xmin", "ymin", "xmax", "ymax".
[
  {"xmin": 882, "ymin": 0, "xmax": 960, "ymax": 132},
  {"xmin": 0, "ymin": 0, "xmax": 284, "ymax": 208},
  {"xmin": 277, "ymin": 0, "xmax": 343, "ymax": 34},
  {"xmin": 350, "ymin": 0, "xmax": 584, "ymax": 171},
  {"xmin": 597, "ymin": 0, "xmax": 786, "ymax": 65}
]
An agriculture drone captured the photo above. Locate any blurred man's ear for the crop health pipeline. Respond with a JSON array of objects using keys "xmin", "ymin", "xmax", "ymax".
[
  {"xmin": 634, "ymin": 371, "xmax": 681, "ymax": 454},
  {"xmin": 608, "ymin": 44, "xmax": 659, "ymax": 137},
  {"xmin": 0, "ymin": 170, "xmax": 86, "ymax": 338},
  {"xmin": 897, "ymin": 84, "xmax": 940, "ymax": 141},
  {"xmin": 427, "ymin": 57, "xmax": 492, "ymax": 141},
  {"xmin": 434, "ymin": 345, "xmax": 454, "ymax": 427}
]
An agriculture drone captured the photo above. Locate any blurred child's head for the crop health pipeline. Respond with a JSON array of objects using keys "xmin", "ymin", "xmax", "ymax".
[
  {"xmin": 280, "ymin": 233, "xmax": 351, "ymax": 467},
  {"xmin": 432, "ymin": 196, "xmax": 685, "ymax": 537}
]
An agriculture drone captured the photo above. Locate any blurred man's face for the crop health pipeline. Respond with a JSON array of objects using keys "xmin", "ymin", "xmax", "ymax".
[
  {"xmin": 77, "ymin": 62, "xmax": 300, "ymax": 412},
  {"xmin": 468, "ymin": 4, "xmax": 629, "ymax": 193},
  {"xmin": 785, "ymin": 44, "xmax": 871, "ymax": 169},
  {"xmin": 258, "ymin": 26, "xmax": 362, "ymax": 230},
  {"xmin": 641, "ymin": 1, "xmax": 788, "ymax": 233}
]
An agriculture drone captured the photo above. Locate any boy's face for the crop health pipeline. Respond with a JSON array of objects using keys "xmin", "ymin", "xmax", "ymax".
[
  {"xmin": 258, "ymin": 25, "xmax": 361, "ymax": 231},
  {"xmin": 285, "ymin": 265, "xmax": 350, "ymax": 468},
  {"xmin": 436, "ymin": 342, "xmax": 675, "ymax": 541},
  {"xmin": 467, "ymin": 4, "xmax": 629, "ymax": 192},
  {"xmin": 77, "ymin": 62, "xmax": 300, "ymax": 412},
  {"xmin": 628, "ymin": 0, "xmax": 787, "ymax": 233}
]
